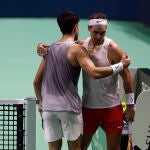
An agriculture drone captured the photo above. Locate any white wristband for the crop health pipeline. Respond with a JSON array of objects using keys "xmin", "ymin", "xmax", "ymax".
[
  {"xmin": 125, "ymin": 93, "xmax": 134, "ymax": 105},
  {"xmin": 111, "ymin": 62, "xmax": 123, "ymax": 74}
]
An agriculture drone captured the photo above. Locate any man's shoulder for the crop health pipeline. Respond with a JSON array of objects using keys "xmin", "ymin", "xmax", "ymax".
[
  {"xmin": 68, "ymin": 43, "xmax": 87, "ymax": 56},
  {"xmin": 108, "ymin": 40, "xmax": 123, "ymax": 61},
  {"xmin": 108, "ymin": 40, "xmax": 122, "ymax": 52},
  {"xmin": 67, "ymin": 43, "xmax": 81, "ymax": 67},
  {"xmin": 76, "ymin": 39, "xmax": 87, "ymax": 45},
  {"xmin": 69, "ymin": 43, "xmax": 81, "ymax": 52}
]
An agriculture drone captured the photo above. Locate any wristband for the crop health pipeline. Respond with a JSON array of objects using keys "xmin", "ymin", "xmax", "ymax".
[
  {"xmin": 111, "ymin": 62, "xmax": 123, "ymax": 74},
  {"xmin": 125, "ymin": 93, "xmax": 134, "ymax": 105},
  {"xmin": 38, "ymin": 103, "xmax": 42, "ymax": 110}
]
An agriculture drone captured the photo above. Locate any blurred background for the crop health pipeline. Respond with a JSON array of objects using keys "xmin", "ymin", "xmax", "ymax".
[{"xmin": 0, "ymin": 0, "xmax": 150, "ymax": 26}]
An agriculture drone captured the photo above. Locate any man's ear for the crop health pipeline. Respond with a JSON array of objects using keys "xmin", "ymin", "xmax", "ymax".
[
  {"xmin": 88, "ymin": 25, "xmax": 91, "ymax": 31},
  {"xmin": 74, "ymin": 24, "xmax": 78, "ymax": 32}
]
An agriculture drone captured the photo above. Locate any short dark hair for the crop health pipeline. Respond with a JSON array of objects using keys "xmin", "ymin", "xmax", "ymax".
[
  {"xmin": 89, "ymin": 13, "xmax": 107, "ymax": 20},
  {"xmin": 57, "ymin": 11, "xmax": 79, "ymax": 34}
]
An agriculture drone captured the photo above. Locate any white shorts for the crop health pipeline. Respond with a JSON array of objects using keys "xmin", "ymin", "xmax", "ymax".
[{"xmin": 42, "ymin": 111, "xmax": 83, "ymax": 142}]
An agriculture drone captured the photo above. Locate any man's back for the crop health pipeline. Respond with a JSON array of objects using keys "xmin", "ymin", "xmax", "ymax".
[{"xmin": 42, "ymin": 41, "xmax": 82, "ymax": 113}]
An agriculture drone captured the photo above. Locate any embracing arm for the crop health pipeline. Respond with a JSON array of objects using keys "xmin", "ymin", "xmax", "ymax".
[{"xmin": 68, "ymin": 44, "xmax": 130, "ymax": 79}]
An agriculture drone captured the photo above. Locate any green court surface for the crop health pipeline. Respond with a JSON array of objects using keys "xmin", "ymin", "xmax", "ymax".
[{"xmin": 0, "ymin": 18, "xmax": 150, "ymax": 150}]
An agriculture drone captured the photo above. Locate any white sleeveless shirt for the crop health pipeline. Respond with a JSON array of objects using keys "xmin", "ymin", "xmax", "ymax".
[{"xmin": 82, "ymin": 37, "xmax": 121, "ymax": 108}]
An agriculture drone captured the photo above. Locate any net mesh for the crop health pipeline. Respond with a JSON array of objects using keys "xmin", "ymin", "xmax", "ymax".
[{"xmin": 0, "ymin": 104, "xmax": 25, "ymax": 150}]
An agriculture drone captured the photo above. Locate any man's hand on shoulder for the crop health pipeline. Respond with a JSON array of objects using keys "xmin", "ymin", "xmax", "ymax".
[
  {"xmin": 121, "ymin": 52, "xmax": 130, "ymax": 68},
  {"xmin": 37, "ymin": 43, "xmax": 49, "ymax": 56},
  {"xmin": 75, "ymin": 39, "xmax": 85, "ymax": 45}
]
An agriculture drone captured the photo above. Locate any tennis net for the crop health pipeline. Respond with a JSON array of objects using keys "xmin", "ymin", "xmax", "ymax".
[{"xmin": 0, "ymin": 97, "xmax": 36, "ymax": 150}]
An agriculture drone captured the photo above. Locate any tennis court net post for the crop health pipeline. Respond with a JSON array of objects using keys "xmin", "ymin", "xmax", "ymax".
[{"xmin": 0, "ymin": 97, "xmax": 37, "ymax": 150}]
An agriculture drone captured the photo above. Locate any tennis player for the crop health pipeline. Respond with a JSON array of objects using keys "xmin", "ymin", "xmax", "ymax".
[{"xmin": 34, "ymin": 11, "xmax": 130, "ymax": 150}]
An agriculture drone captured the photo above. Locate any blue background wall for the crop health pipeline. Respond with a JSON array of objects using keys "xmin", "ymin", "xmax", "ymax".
[{"xmin": 0, "ymin": 0, "xmax": 150, "ymax": 25}]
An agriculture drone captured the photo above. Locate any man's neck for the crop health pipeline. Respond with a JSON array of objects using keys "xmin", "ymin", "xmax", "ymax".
[
  {"xmin": 59, "ymin": 34, "xmax": 75, "ymax": 42},
  {"xmin": 87, "ymin": 38, "xmax": 105, "ymax": 53}
]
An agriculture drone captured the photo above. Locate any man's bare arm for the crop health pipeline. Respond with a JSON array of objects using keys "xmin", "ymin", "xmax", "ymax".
[
  {"xmin": 68, "ymin": 44, "xmax": 130, "ymax": 79},
  {"xmin": 120, "ymin": 69, "xmax": 135, "ymax": 121},
  {"xmin": 108, "ymin": 40, "xmax": 135, "ymax": 121},
  {"xmin": 33, "ymin": 59, "xmax": 45, "ymax": 107}
]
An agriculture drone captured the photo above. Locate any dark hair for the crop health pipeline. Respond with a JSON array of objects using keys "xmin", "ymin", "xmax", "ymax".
[
  {"xmin": 57, "ymin": 11, "xmax": 79, "ymax": 34},
  {"xmin": 89, "ymin": 13, "xmax": 107, "ymax": 20}
]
